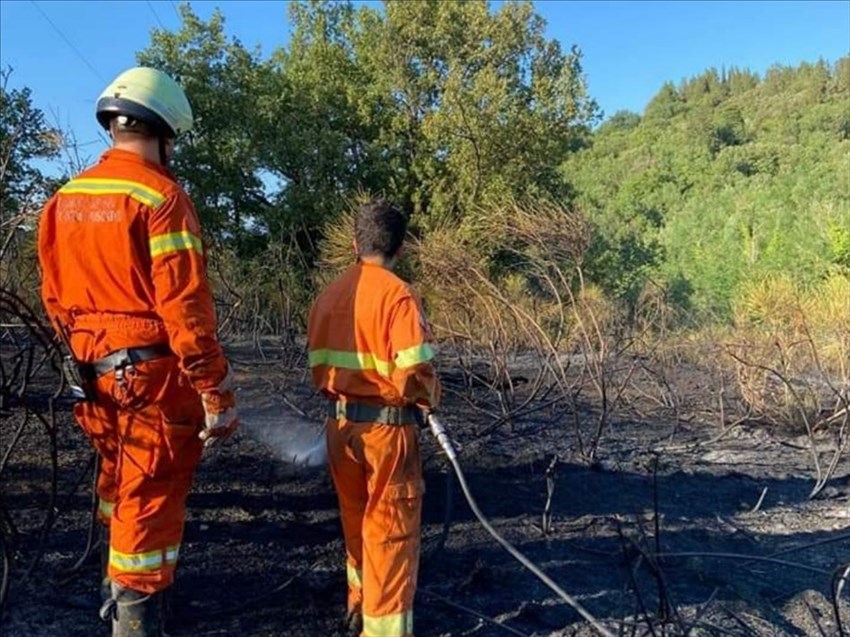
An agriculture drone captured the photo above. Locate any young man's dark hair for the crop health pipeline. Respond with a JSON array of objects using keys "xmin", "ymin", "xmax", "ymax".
[{"xmin": 354, "ymin": 199, "xmax": 407, "ymax": 259}]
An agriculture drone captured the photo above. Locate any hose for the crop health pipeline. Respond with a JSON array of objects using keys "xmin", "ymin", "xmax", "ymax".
[
  {"xmin": 57, "ymin": 453, "xmax": 100, "ymax": 583},
  {"xmin": 0, "ymin": 526, "xmax": 9, "ymax": 621},
  {"xmin": 426, "ymin": 412, "xmax": 615, "ymax": 637}
]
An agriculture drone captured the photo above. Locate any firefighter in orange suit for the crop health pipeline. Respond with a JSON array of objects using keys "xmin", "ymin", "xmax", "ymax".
[
  {"xmin": 37, "ymin": 67, "xmax": 239, "ymax": 637},
  {"xmin": 307, "ymin": 199, "xmax": 441, "ymax": 637}
]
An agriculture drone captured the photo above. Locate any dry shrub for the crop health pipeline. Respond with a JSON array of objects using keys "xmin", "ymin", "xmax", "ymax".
[
  {"xmin": 0, "ymin": 213, "xmax": 42, "ymax": 312},
  {"xmin": 209, "ymin": 236, "xmax": 314, "ymax": 354},
  {"xmin": 312, "ymin": 196, "xmax": 645, "ymax": 452},
  {"xmin": 571, "ymin": 281, "xmax": 620, "ymax": 347},
  {"xmin": 729, "ymin": 273, "xmax": 849, "ymax": 428},
  {"xmin": 805, "ymin": 273, "xmax": 850, "ymax": 378},
  {"xmin": 315, "ymin": 196, "xmax": 596, "ymax": 355},
  {"xmin": 414, "ymin": 197, "xmax": 592, "ymax": 353},
  {"xmin": 314, "ymin": 205, "xmax": 356, "ymax": 289},
  {"xmin": 412, "ymin": 221, "xmax": 535, "ymax": 405}
]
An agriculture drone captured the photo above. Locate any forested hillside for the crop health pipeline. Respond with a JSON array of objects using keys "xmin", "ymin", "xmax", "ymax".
[{"xmin": 565, "ymin": 58, "xmax": 850, "ymax": 319}]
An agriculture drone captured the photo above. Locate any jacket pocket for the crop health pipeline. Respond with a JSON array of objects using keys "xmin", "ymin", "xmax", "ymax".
[{"xmin": 155, "ymin": 364, "xmax": 204, "ymax": 466}]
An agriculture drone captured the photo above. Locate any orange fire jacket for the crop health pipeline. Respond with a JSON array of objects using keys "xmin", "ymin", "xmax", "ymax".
[
  {"xmin": 38, "ymin": 148, "xmax": 227, "ymax": 393},
  {"xmin": 307, "ymin": 261, "xmax": 441, "ymax": 409}
]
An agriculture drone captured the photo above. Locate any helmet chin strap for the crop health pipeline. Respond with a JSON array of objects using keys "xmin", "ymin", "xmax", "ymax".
[{"xmin": 158, "ymin": 136, "xmax": 168, "ymax": 166}]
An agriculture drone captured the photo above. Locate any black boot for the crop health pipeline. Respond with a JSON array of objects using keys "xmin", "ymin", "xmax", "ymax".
[
  {"xmin": 100, "ymin": 582, "xmax": 163, "ymax": 637},
  {"xmin": 344, "ymin": 609, "xmax": 363, "ymax": 636}
]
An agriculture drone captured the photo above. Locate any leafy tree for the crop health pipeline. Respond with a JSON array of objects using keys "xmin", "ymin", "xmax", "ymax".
[
  {"xmin": 137, "ymin": 8, "xmax": 274, "ymax": 254},
  {"xmin": 138, "ymin": 0, "xmax": 599, "ymax": 244},
  {"xmin": 0, "ymin": 69, "xmax": 60, "ymax": 226},
  {"xmin": 133, "ymin": 0, "xmax": 598, "ymax": 331},
  {"xmin": 0, "ymin": 68, "xmax": 61, "ymax": 297},
  {"xmin": 643, "ymin": 82, "xmax": 684, "ymax": 122}
]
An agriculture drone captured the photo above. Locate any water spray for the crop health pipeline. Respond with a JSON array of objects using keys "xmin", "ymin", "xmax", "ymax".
[{"xmin": 239, "ymin": 402, "xmax": 327, "ymax": 469}]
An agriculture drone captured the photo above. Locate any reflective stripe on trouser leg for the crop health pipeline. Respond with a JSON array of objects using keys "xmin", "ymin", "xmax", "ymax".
[
  {"xmin": 73, "ymin": 401, "xmax": 118, "ymax": 527},
  {"xmin": 347, "ymin": 562, "xmax": 363, "ymax": 590},
  {"xmin": 98, "ymin": 498, "xmax": 115, "ymax": 521},
  {"xmin": 347, "ymin": 561, "xmax": 363, "ymax": 614},
  {"xmin": 363, "ymin": 611, "xmax": 414, "ymax": 636},
  {"xmin": 109, "ymin": 544, "xmax": 180, "ymax": 573}
]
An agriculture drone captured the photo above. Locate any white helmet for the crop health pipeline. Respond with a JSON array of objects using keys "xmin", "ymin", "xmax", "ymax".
[{"xmin": 96, "ymin": 66, "xmax": 193, "ymax": 137}]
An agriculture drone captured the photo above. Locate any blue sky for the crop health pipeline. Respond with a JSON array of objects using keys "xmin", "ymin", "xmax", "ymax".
[{"xmin": 1, "ymin": 0, "xmax": 848, "ymax": 169}]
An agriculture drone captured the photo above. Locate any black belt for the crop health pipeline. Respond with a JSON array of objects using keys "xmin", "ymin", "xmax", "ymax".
[
  {"xmin": 327, "ymin": 401, "xmax": 418, "ymax": 426},
  {"xmin": 83, "ymin": 344, "xmax": 173, "ymax": 378}
]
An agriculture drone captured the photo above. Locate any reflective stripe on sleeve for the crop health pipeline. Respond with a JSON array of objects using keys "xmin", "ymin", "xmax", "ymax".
[
  {"xmin": 149, "ymin": 231, "xmax": 203, "ymax": 258},
  {"xmin": 394, "ymin": 343, "xmax": 434, "ymax": 369}
]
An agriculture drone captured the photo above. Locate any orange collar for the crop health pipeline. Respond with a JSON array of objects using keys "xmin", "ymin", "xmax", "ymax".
[{"xmin": 99, "ymin": 148, "xmax": 173, "ymax": 178}]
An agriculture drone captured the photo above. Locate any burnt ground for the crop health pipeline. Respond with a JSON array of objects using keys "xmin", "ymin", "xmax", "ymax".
[{"xmin": 1, "ymin": 338, "xmax": 848, "ymax": 637}]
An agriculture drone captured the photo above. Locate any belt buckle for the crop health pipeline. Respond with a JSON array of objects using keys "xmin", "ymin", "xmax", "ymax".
[{"xmin": 112, "ymin": 350, "xmax": 133, "ymax": 383}]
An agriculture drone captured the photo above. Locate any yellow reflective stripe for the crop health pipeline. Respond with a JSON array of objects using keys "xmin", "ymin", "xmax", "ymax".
[
  {"xmin": 110, "ymin": 548, "xmax": 162, "ymax": 573},
  {"xmin": 149, "ymin": 231, "xmax": 203, "ymax": 258},
  {"xmin": 362, "ymin": 610, "xmax": 413, "ymax": 636},
  {"xmin": 346, "ymin": 563, "xmax": 362, "ymax": 589},
  {"xmin": 98, "ymin": 499, "xmax": 114, "ymax": 519},
  {"xmin": 308, "ymin": 349, "xmax": 393, "ymax": 377},
  {"xmin": 395, "ymin": 343, "xmax": 434, "ymax": 369},
  {"xmin": 164, "ymin": 545, "xmax": 180, "ymax": 564},
  {"xmin": 109, "ymin": 544, "xmax": 180, "ymax": 573},
  {"xmin": 60, "ymin": 178, "xmax": 166, "ymax": 208}
]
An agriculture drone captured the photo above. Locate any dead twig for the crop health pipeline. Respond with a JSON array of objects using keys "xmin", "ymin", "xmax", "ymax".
[
  {"xmin": 834, "ymin": 563, "xmax": 850, "ymax": 637},
  {"xmin": 749, "ymin": 486, "xmax": 768, "ymax": 513},
  {"xmin": 541, "ymin": 455, "xmax": 558, "ymax": 535},
  {"xmin": 804, "ymin": 598, "xmax": 831, "ymax": 637},
  {"xmin": 656, "ymin": 551, "xmax": 830, "ymax": 575},
  {"xmin": 419, "ymin": 588, "xmax": 531, "ymax": 637}
]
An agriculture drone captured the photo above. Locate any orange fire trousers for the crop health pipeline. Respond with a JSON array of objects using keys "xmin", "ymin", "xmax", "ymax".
[
  {"xmin": 74, "ymin": 355, "xmax": 204, "ymax": 594},
  {"xmin": 327, "ymin": 417, "xmax": 424, "ymax": 637}
]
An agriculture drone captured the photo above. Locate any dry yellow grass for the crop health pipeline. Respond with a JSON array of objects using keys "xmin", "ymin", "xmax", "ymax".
[{"xmin": 727, "ymin": 273, "xmax": 849, "ymax": 427}]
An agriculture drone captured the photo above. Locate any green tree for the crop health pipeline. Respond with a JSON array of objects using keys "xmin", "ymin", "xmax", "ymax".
[
  {"xmin": 0, "ymin": 69, "xmax": 60, "ymax": 226},
  {"xmin": 137, "ymin": 7, "xmax": 274, "ymax": 254},
  {"xmin": 138, "ymin": 0, "xmax": 598, "ymax": 240},
  {"xmin": 0, "ymin": 69, "xmax": 61, "ymax": 297},
  {"xmin": 135, "ymin": 0, "xmax": 598, "ymax": 330}
]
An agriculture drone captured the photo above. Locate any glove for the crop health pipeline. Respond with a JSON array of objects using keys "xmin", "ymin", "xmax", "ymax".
[
  {"xmin": 199, "ymin": 368, "xmax": 240, "ymax": 448},
  {"xmin": 413, "ymin": 403, "xmax": 433, "ymax": 428}
]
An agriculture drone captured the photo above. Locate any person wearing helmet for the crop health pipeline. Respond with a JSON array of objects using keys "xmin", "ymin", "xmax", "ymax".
[{"xmin": 37, "ymin": 66, "xmax": 238, "ymax": 637}]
